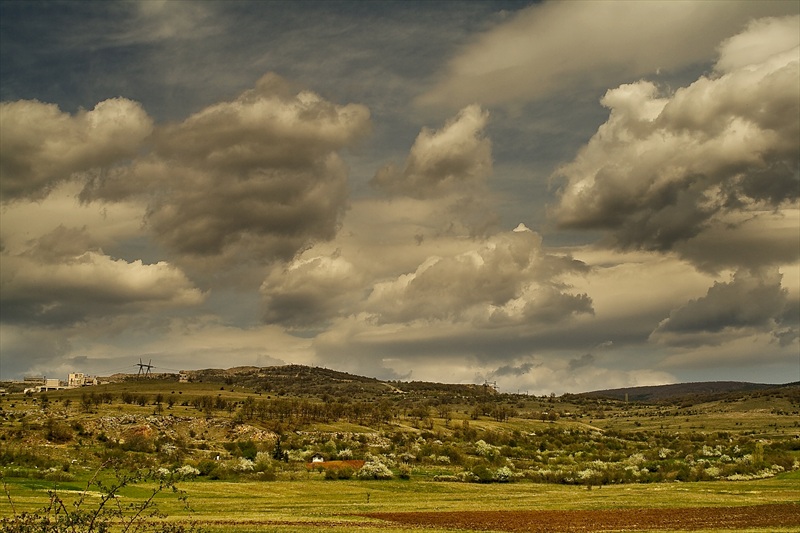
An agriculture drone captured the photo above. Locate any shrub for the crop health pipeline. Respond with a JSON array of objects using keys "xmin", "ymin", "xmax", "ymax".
[
  {"xmin": 470, "ymin": 464, "xmax": 494, "ymax": 483},
  {"xmin": 356, "ymin": 461, "xmax": 393, "ymax": 480},
  {"xmin": 45, "ymin": 418, "xmax": 73, "ymax": 443},
  {"xmin": 493, "ymin": 466, "xmax": 515, "ymax": 483},
  {"xmin": 324, "ymin": 466, "xmax": 354, "ymax": 480}
]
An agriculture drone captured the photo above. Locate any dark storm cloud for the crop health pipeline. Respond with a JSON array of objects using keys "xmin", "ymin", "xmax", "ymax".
[
  {"xmin": 652, "ymin": 268, "xmax": 796, "ymax": 346},
  {"xmin": 552, "ymin": 15, "xmax": 799, "ymax": 261},
  {"xmin": 82, "ymin": 73, "xmax": 370, "ymax": 265}
]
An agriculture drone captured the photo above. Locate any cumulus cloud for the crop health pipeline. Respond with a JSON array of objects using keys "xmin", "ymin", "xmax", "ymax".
[
  {"xmin": 0, "ymin": 98, "xmax": 153, "ymax": 201},
  {"xmin": 371, "ymin": 105, "xmax": 491, "ymax": 198},
  {"xmin": 1, "ymin": 225, "xmax": 204, "ymax": 325},
  {"xmin": 82, "ymin": 73, "xmax": 370, "ymax": 266},
  {"xmin": 371, "ymin": 105, "xmax": 497, "ymax": 236},
  {"xmin": 260, "ymin": 251, "xmax": 364, "ymax": 329},
  {"xmin": 551, "ymin": 15, "xmax": 799, "ymax": 260},
  {"xmin": 417, "ymin": 1, "xmax": 796, "ymax": 110},
  {"xmin": 365, "ymin": 225, "xmax": 591, "ymax": 327},
  {"xmin": 651, "ymin": 268, "xmax": 797, "ymax": 346}
]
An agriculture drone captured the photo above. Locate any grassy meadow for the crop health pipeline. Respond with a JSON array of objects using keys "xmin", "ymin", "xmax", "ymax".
[{"xmin": 1, "ymin": 368, "xmax": 799, "ymax": 532}]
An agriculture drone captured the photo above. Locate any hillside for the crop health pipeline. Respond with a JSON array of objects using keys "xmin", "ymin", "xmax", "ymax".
[
  {"xmin": 578, "ymin": 381, "xmax": 796, "ymax": 402},
  {"xmin": 1, "ymin": 362, "xmax": 798, "ymax": 506}
]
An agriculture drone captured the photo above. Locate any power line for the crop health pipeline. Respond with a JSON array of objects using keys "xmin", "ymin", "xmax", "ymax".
[{"xmin": 136, "ymin": 358, "xmax": 153, "ymax": 378}]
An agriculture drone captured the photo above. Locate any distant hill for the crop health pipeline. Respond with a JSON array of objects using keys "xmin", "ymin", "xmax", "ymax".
[
  {"xmin": 578, "ymin": 381, "xmax": 796, "ymax": 402},
  {"xmin": 94, "ymin": 363, "xmax": 797, "ymax": 404}
]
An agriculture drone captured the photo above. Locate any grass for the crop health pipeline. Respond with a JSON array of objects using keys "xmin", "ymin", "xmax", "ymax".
[
  {"xmin": 4, "ymin": 471, "xmax": 800, "ymax": 532},
  {"xmin": 2, "ymin": 376, "xmax": 798, "ymax": 532}
]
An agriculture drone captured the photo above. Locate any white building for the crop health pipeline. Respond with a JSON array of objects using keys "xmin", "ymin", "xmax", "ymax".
[{"xmin": 68, "ymin": 373, "xmax": 98, "ymax": 387}]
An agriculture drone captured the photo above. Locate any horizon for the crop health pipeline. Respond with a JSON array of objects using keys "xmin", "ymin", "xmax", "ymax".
[
  {"xmin": 1, "ymin": 1, "xmax": 799, "ymax": 395},
  {"xmin": 5, "ymin": 362, "xmax": 798, "ymax": 397}
]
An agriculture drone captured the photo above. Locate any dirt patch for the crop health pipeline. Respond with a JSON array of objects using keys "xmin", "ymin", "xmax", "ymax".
[{"xmin": 360, "ymin": 503, "xmax": 800, "ymax": 532}]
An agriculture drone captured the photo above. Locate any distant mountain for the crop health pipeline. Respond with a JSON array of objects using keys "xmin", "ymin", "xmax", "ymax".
[{"xmin": 578, "ymin": 381, "xmax": 795, "ymax": 402}]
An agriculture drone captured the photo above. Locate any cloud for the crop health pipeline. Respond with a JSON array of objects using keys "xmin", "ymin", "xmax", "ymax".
[
  {"xmin": 568, "ymin": 353, "xmax": 595, "ymax": 371},
  {"xmin": 551, "ymin": 15, "xmax": 799, "ymax": 260},
  {"xmin": 260, "ymin": 251, "xmax": 364, "ymax": 329},
  {"xmin": 492, "ymin": 362, "xmax": 539, "ymax": 377},
  {"xmin": 417, "ymin": 1, "xmax": 796, "ymax": 110},
  {"xmin": 651, "ymin": 268, "xmax": 797, "ymax": 346},
  {"xmin": 371, "ymin": 105, "xmax": 491, "ymax": 198},
  {"xmin": 364, "ymin": 225, "xmax": 592, "ymax": 327},
  {"xmin": 371, "ymin": 105, "xmax": 497, "ymax": 236},
  {"xmin": 1, "ymin": 225, "xmax": 204, "ymax": 326},
  {"xmin": 0, "ymin": 98, "xmax": 153, "ymax": 201},
  {"xmin": 80, "ymin": 73, "xmax": 371, "ymax": 268}
]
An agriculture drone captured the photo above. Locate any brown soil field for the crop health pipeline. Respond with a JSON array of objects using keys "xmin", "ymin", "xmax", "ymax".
[{"xmin": 361, "ymin": 503, "xmax": 800, "ymax": 532}]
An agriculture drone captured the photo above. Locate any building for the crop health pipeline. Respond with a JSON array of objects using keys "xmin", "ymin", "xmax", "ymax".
[
  {"xmin": 68, "ymin": 373, "xmax": 98, "ymax": 387},
  {"xmin": 40, "ymin": 378, "xmax": 63, "ymax": 391}
]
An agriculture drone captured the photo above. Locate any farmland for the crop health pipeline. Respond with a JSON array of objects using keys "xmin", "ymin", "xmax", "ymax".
[{"xmin": 1, "ymin": 366, "xmax": 799, "ymax": 531}]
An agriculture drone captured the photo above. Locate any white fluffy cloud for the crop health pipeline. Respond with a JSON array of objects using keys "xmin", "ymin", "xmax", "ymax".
[
  {"xmin": 372, "ymin": 105, "xmax": 491, "ymax": 198},
  {"xmin": 417, "ymin": 1, "xmax": 796, "ymax": 110},
  {"xmin": 0, "ymin": 98, "xmax": 153, "ymax": 200},
  {"xmin": 1, "ymin": 225, "xmax": 204, "ymax": 325},
  {"xmin": 552, "ymin": 15, "xmax": 799, "ymax": 258},
  {"xmin": 365, "ymin": 225, "xmax": 591, "ymax": 327}
]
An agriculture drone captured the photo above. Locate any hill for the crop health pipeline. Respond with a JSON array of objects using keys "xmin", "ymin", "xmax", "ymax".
[{"xmin": 578, "ymin": 380, "xmax": 796, "ymax": 402}]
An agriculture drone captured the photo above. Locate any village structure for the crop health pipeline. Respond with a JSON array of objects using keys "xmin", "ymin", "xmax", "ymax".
[{"xmin": 16, "ymin": 372, "xmax": 99, "ymax": 394}]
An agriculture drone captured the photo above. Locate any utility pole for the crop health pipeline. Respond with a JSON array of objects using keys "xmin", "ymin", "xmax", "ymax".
[{"xmin": 136, "ymin": 358, "xmax": 153, "ymax": 378}]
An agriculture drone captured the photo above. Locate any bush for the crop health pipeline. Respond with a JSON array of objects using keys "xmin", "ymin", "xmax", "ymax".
[
  {"xmin": 356, "ymin": 461, "xmax": 393, "ymax": 480},
  {"xmin": 470, "ymin": 464, "xmax": 494, "ymax": 483},
  {"xmin": 45, "ymin": 418, "xmax": 73, "ymax": 443},
  {"xmin": 324, "ymin": 466, "xmax": 354, "ymax": 480}
]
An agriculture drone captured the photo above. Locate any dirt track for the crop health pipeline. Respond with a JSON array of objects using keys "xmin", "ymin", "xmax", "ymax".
[{"xmin": 360, "ymin": 503, "xmax": 800, "ymax": 532}]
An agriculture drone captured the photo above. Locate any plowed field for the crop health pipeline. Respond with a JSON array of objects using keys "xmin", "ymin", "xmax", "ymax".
[{"xmin": 361, "ymin": 503, "xmax": 800, "ymax": 532}]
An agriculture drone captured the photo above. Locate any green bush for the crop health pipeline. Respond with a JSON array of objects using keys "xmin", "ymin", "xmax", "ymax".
[{"xmin": 45, "ymin": 418, "xmax": 73, "ymax": 443}]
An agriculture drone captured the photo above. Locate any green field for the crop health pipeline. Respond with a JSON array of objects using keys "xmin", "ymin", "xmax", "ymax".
[
  {"xmin": 4, "ymin": 473, "xmax": 800, "ymax": 532},
  {"xmin": 2, "ymin": 370, "xmax": 799, "ymax": 532}
]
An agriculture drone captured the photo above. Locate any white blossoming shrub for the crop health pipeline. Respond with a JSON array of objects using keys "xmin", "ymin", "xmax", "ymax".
[
  {"xmin": 337, "ymin": 448, "xmax": 353, "ymax": 460},
  {"xmin": 626, "ymin": 453, "xmax": 645, "ymax": 466},
  {"xmin": 493, "ymin": 466, "xmax": 514, "ymax": 482},
  {"xmin": 287, "ymin": 449, "xmax": 311, "ymax": 462},
  {"xmin": 474, "ymin": 440, "xmax": 499, "ymax": 457},
  {"xmin": 176, "ymin": 465, "xmax": 200, "ymax": 477},
  {"xmin": 233, "ymin": 458, "xmax": 255, "ymax": 472},
  {"xmin": 356, "ymin": 461, "xmax": 393, "ymax": 480}
]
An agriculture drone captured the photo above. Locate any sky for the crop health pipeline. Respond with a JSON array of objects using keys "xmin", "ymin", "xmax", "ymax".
[{"xmin": 1, "ymin": 0, "xmax": 798, "ymax": 394}]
